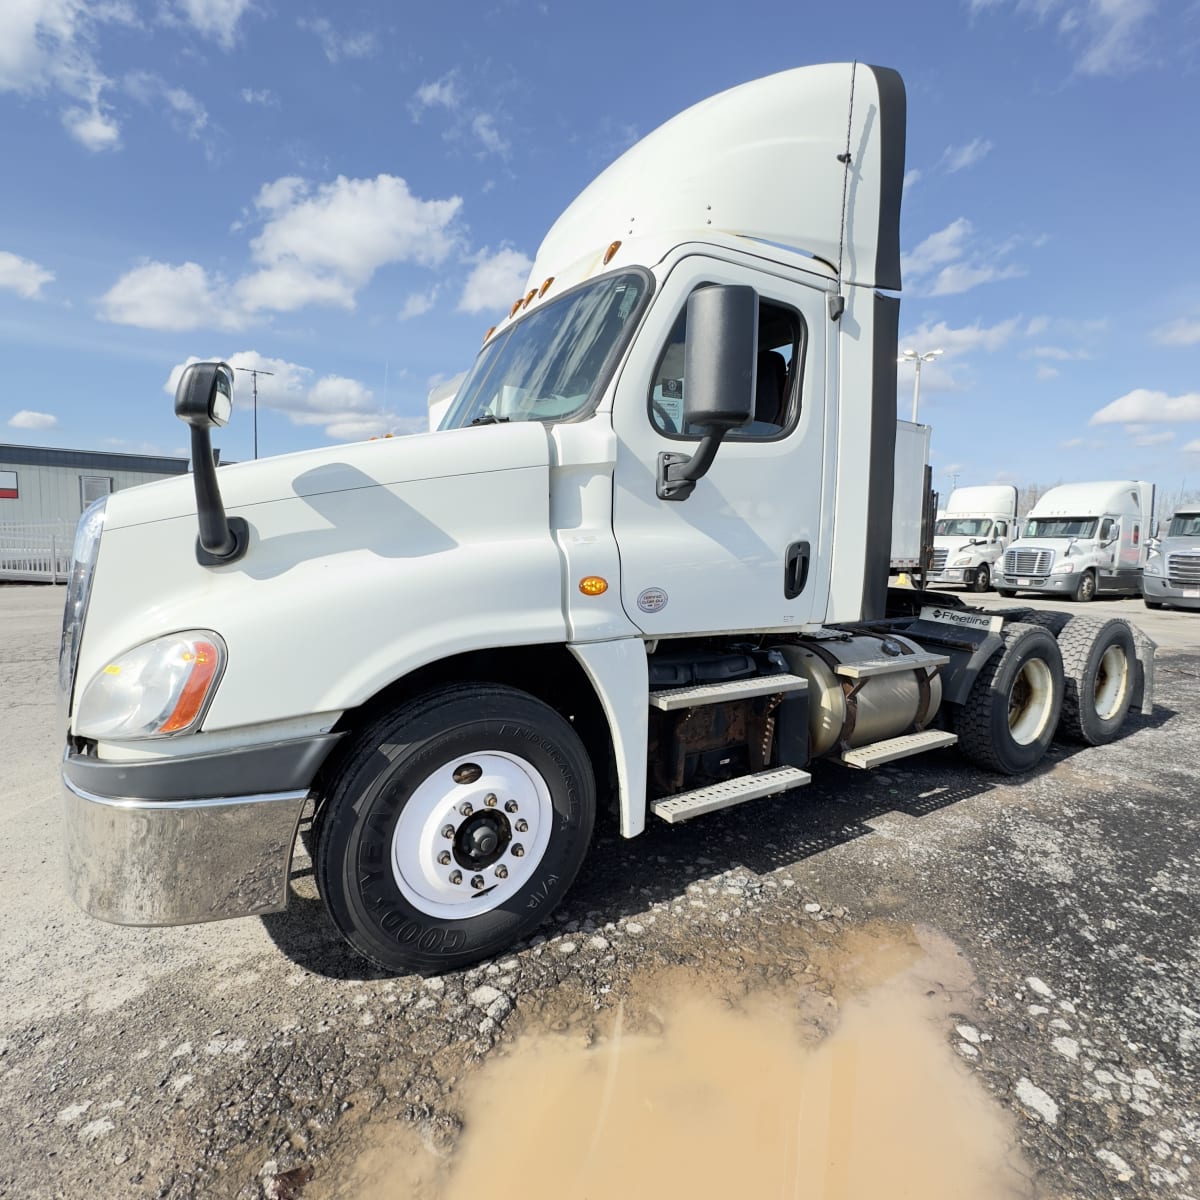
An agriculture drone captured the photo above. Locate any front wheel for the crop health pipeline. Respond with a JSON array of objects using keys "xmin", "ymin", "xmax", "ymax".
[
  {"xmin": 316, "ymin": 684, "xmax": 595, "ymax": 974},
  {"xmin": 1073, "ymin": 570, "xmax": 1097, "ymax": 602},
  {"xmin": 957, "ymin": 622, "xmax": 1064, "ymax": 774},
  {"xmin": 997, "ymin": 588, "xmax": 1016, "ymax": 598},
  {"xmin": 970, "ymin": 563, "xmax": 992, "ymax": 594},
  {"xmin": 1143, "ymin": 598, "xmax": 1164, "ymax": 610}
]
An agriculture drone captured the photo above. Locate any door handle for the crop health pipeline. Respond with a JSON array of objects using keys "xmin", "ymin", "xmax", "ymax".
[{"xmin": 784, "ymin": 541, "xmax": 810, "ymax": 599}]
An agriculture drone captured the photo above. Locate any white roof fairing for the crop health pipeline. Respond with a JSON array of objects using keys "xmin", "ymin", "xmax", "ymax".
[{"xmin": 528, "ymin": 63, "xmax": 905, "ymax": 293}]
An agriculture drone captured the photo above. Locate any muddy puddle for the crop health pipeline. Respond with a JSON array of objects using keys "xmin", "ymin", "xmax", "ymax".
[{"xmin": 315, "ymin": 924, "xmax": 1032, "ymax": 1200}]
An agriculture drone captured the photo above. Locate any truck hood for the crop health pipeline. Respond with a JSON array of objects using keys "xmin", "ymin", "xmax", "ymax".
[{"xmin": 103, "ymin": 422, "xmax": 552, "ymax": 531}]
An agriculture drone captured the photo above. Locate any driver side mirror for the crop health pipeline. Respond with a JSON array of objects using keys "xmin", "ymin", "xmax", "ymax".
[
  {"xmin": 657, "ymin": 285, "xmax": 756, "ymax": 501},
  {"xmin": 175, "ymin": 361, "xmax": 234, "ymax": 428}
]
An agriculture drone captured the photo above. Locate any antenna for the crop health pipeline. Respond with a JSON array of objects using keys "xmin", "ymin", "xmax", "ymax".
[{"xmin": 234, "ymin": 367, "xmax": 275, "ymax": 459}]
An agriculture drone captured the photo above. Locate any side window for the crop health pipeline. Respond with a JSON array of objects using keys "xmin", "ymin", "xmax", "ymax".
[
  {"xmin": 995, "ymin": 520, "xmax": 1008, "ymax": 538},
  {"xmin": 80, "ymin": 476, "xmax": 113, "ymax": 509},
  {"xmin": 648, "ymin": 292, "xmax": 805, "ymax": 439},
  {"xmin": 1099, "ymin": 518, "xmax": 1114, "ymax": 541},
  {"xmin": 1132, "ymin": 524, "xmax": 1140, "ymax": 546}
]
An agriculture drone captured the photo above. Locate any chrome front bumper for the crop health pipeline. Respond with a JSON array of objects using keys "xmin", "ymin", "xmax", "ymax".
[{"xmin": 63, "ymin": 776, "xmax": 309, "ymax": 926}]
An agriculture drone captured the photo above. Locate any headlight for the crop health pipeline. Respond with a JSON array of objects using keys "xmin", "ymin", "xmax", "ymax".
[
  {"xmin": 58, "ymin": 497, "xmax": 108, "ymax": 715},
  {"xmin": 1050, "ymin": 560, "xmax": 1076, "ymax": 574},
  {"xmin": 1143, "ymin": 558, "xmax": 1163, "ymax": 576},
  {"xmin": 75, "ymin": 631, "xmax": 227, "ymax": 740},
  {"xmin": 950, "ymin": 554, "xmax": 974, "ymax": 567}
]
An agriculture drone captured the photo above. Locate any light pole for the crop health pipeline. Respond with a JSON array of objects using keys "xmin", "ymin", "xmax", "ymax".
[
  {"xmin": 234, "ymin": 367, "xmax": 274, "ymax": 459},
  {"xmin": 898, "ymin": 347, "xmax": 943, "ymax": 423}
]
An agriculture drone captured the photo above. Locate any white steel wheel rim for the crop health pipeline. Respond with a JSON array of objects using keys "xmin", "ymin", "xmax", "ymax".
[
  {"xmin": 390, "ymin": 750, "xmax": 554, "ymax": 921},
  {"xmin": 1008, "ymin": 658, "xmax": 1055, "ymax": 745},
  {"xmin": 1094, "ymin": 644, "xmax": 1129, "ymax": 720}
]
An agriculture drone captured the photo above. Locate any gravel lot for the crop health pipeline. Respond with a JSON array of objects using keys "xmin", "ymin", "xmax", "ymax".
[{"xmin": 1, "ymin": 583, "xmax": 1197, "ymax": 1199}]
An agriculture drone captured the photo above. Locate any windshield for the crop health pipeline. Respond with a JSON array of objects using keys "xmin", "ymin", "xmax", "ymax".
[
  {"xmin": 1168, "ymin": 513, "xmax": 1200, "ymax": 538},
  {"xmin": 442, "ymin": 271, "xmax": 649, "ymax": 429},
  {"xmin": 935, "ymin": 518, "xmax": 992, "ymax": 538},
  {"xmin": 1023, "ymin": 517, "xmax": 1097, "ymax": 539}
]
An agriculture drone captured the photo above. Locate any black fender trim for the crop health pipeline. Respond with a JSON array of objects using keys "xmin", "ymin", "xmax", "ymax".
[{"xmin": 63, "ymin": 733, "xmax": 344, "ymax": 802}]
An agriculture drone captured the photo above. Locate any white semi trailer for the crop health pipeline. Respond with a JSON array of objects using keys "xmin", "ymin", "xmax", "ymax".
[
  {"xmin": 58, "ymin": 65, "xmax": 1155, "ymax": 974},
  {"xmin": 928, "ymin": 484, "xmax": 1018, "ymax": 593},
  {"xmin": 994, "ymin": 480, "xmax": 1155, "ymax": 602}
]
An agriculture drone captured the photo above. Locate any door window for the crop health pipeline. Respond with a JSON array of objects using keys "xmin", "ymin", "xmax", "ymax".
[
  {"xmin": 1099, "ymin": 518, "xmax": 1114, "ymax": 541},
  {"xmin": 648, "ymin": 292, "xmax": 805, "ymax": 440}
]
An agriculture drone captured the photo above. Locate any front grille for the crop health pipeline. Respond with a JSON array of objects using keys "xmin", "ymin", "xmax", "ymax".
[
  {"xmin": 931, "ymin": 548, "xmax": 949, "ymax": 571},
  {"xmin": 1003, "ymin": 548, "xmax": 1053, "ymax": 577},
  {"xmin": 1167, "ymin": 553, "xmax": 1200, "ymax": 587}
]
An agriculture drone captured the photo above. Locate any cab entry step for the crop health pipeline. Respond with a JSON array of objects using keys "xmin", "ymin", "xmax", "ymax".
[
  {"xmin": 833, "ymin": 652, "xmax": 949, "ymax": 680},
  {"xmin": 649, "ymin": 673, "xmax": 807, "ymax": 711},
  {"xmin": 836, "ymin": 729, "xmax": 958, "ymax": 769},
  {"xmin": 650, "ymin": 766, "xmax": 811, "ymax": 824}
]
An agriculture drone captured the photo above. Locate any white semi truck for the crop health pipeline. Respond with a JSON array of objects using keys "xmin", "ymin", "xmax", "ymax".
[
  {"xmin": 58, "ymin": 64, "xmax": 1155, "ymax": 974},
  {"xmin": 928, "ymin": 484, "xmax": 1018, "ymax": 593},
  {"xmin": 994, "ymin": 480, "xmax": 1155, "ymax": 602},
  {"xmin": 1143, "ymin": 506, "xmax": 1200, "ymax": 610}
]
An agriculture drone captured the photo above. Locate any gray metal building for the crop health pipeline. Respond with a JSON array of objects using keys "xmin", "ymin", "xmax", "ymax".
[{"xmin": 1, "ymin": 444, "xmax": 190, "ymax": 582}]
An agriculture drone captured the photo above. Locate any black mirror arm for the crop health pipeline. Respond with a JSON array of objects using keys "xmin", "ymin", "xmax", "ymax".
[
  {"xmin": 656, "ymin": 428, "xmax": 730, "ymax": 501},
  {"xmin": 190, "ymin": 426, "xmax": 249, "ymax": 565}
]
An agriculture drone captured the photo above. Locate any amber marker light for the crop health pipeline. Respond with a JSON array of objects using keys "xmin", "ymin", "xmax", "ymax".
[
  {"xmin": 509, "ymin": 298, "xmax": 523, "ymax": 317},
  {"xmin": 579, "ymin": 576, "xmax": 608, "ymax": 596},
  {"xmin": 482, "ymin": 325, "xmax": 496, "ymax": 344},
  {"xmin": 522, "ymin": 288, "xmax": 537, "ymax": 309},
  {"xmin": 159, "ymin": 641, "xmax": 221, "ymax": 734},
  {"xmin": 603, "ymin": 240, "xmax": 621, "ymax": 265},
  {"xmin": 538, "ymin": 277, "xmax": 554, "ymax": 297}
]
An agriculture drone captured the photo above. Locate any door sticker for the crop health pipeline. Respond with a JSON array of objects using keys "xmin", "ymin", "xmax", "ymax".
[{"xmin": 637, "ymin": 587, "xmax": 669, "ymax": 613}]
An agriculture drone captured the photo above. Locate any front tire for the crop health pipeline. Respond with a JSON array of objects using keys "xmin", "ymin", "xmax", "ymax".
[
  {"xmin": 1143, "ymin": 598, "xmax": 1163, "ymax": 610},
  {"xmin": 316, "ymin": 684, "xmax": 595, "ymax": 975},
  {"xmin": 1073, "ymin": 570, "xmax": 1097, "ymax": 602},
  {"xmin": 970, "ymin": 563, "xmax": 992, "ymax": 594},
  {"xmin": 997, "ymin": 588, "xmax": 1016, "ymax": 598},
  {"xmin": 957, "ymin": 622, "xmax": 1064, "ymax": 774}
]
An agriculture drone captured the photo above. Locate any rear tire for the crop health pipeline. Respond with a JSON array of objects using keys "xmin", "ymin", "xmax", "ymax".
[
  {"xmin": 316, "ymin": 684, "xmax": 595, "ymax": 975},
  {"xmin": 1057, "ymin": 619, "xmax": 1136, "ymax": 745},
  {"xmin": 970, "ymin": 563, "xmax": 992, "ymax": 594},
  {"xmin": 957, "ymin": 622, "xmax": 1064, "ymax": 774}
]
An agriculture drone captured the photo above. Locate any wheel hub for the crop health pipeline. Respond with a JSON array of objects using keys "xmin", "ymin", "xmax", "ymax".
[{"xmin": 454, "ymin": 811, "xmax": 511, "ymax": 869}]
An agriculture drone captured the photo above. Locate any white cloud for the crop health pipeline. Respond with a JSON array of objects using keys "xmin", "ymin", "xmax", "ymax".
[
  {"xmin": 927, "ymin": 261, "xmax": 1025, "ymax": 296},
  {"xmin": 1090, "ymin": 389, "xmax": 1200, "ymax": 424},
  {"xmin": 62, "ymin": 102, "xmax": 120, "ymax": 150},
  {"xmin": 0, "ymin": 250, "xmax": 54, "ymax": 298},
  {"xmin": 1184, "ymin": 439, "xmax": 1200, "ymax": 453},
  {"xmin": 99, "ymin": 261, "xmax": 239, "ymax": 332},
  {"xmin": 1129, "ymin": 428, "xmax": 1174, "ymax": 446},
  {"xmin": 472, "ymin": 112, "xmax": 509, "ymax": 157},
  {"xmin": 970, "ymin": 0, "xmax": 1156, "ymax": 77},
  {"xmin": 8, "ymin": 409, "xmax": 59, "ymax": 430},
  {"xmin": 941, "ymin": 137, "xmax": 993, "ymax": 172},
  {"xmin": 399, "ymin": 289, "xmax": 437, "ymax": 320},
  {"xmin": 298, "ymin": 17, "xmax": 379, "ymax": 62},
  {"xmin": 124, "ymin": 72, "xmax": 209, "ymax": 141},
  {"xmin": 240, "ymin": 87, "xmax": 278, "ymax": 107},
  {"xmin": 902, "ymin": 217, "xmax": 1027, "ymax": 297},
  {"xmin": 1026, "ymin": 315, "xmax": 1050, "ymax": 336},
  {"xmin": 1060, "ymin": 436, "xmax": 1085, "ymax": 448},
  {"xmin": 902, "ymin": 168, "xmax": 922, "ymax": 192},
  {"xmin": 1153, "ymin": 318, "xmax": 1200, "ymax": 347},
  {"xmin": 458, "ymin": 247, "xmax": 532, "ymax": 315},
  {"xmin": 1031, "ymin": 344, "xmax": 1089, "ymax": 360},
  {"xmin": 411, "ymin": 72, "xmax": 462, "ymax": 116},
  {"xmin": 164, "ymin": 351, "xmax": 409, "ymax": 441},
  {"xmin": 102, "ymin": 173, "xmax": 464, "ymax": 330},
  {"xmin": 901, "ymin": 317, "xmax": 1023, "ymax": 358},
  {"xmin": 174, "ymin": 0, "xmax": 253, "ymax": 49},
  {"xmin": 902, "ymin": 218, "xmax": 973, "ymax": 278},
  {"xmin": 1036, "ymin": 364, "xmax": 1060, "ymax": 380}
]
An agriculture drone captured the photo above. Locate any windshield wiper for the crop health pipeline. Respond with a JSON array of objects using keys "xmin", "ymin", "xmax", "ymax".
[{"xmin": 470, "ymin": 414, "xmax": 510, "ymax": 426}]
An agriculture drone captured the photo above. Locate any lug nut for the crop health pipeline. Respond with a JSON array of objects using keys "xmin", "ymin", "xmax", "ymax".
[
  {"xmin": 505, "ymin": 800, "xmax": 519, "ymax": 813},
  {"xmin": 495, "ymin": 865, "xmax": 509, "ymax": 879},
  {"xmin": 449, "ymin": 870, "xmax": 462, "ymax": 885},
  {"xmin": 515, "ymin": 819, "xmax": 528, "ymax": 833},
  {"xmin": 438, "ymin": 851, "xmax": 451, "ymax": 866},
  {"xmin": 470, "ymin": 875, "xmax": 486, "ymax": 890},
  {"xmin": 484, "ymin": 793, "xmax": 497, "ymax": 807},
  {"xmin": 459, "ymin": 802, "xmax": 473, "ymax": 816},
  {"xmin": 512, "ymin": 843, "xmax": 525, "ymax": 858},
  {"xmin": 441, "ymin": 824, "xmax": 456, "ymax": 839}
]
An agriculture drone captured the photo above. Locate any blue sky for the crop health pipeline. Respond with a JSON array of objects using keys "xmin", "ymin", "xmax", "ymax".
[{"xmin": 2, "ymin": 0, "xmax": 1199, "ymax": 501}]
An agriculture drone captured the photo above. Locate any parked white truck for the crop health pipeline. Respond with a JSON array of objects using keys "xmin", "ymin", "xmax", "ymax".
[
  {"xmin": 994, "ymin": 480, "xmax": 1155, "ymax": 602},
  {"xmin": 1143, "ymin": 506, "xmax": 1200, "ymax": 610},
  {"xmin": 928, "ymin": 485, "xmax": 1018, "ymax": 593},
  {"xmin": 58, "ymin": 65, "xmax": 1155, "ymax": 974}
]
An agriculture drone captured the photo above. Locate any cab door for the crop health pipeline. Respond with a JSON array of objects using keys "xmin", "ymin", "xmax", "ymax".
[{"xmin": 610, "ymin": 257, "xmax": 830, "ymax": 636}]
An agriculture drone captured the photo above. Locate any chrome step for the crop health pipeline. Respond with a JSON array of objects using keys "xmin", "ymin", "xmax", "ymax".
[
  {"xmin": 649, "ymin": 673, "xmax": 807, "ymax": 711},
  {"xmin": 836, "ymin": 729, "xmax": 958, "ymax": 769},
  {"xmin": 834, "ymin": 651, "xmax": 950, "ymax": 680},
  {"xmin": 650, "ymin": 767, "xmax": 811, "ymax": 824}
]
